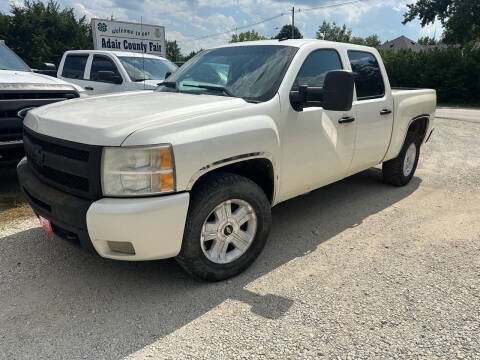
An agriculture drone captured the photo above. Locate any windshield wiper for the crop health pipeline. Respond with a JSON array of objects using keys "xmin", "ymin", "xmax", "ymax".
[
  {"xmin": 160, "ymin": 81, "xmax": 177, "ymax": 89},
  {"xmin": 182, "ymin": 83, "xmax": 234, "ymax": 97}
]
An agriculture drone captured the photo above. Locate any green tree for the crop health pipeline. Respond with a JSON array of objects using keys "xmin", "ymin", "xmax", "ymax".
[
  {"xmin": 166, "ymin": 40, "xmax": 182, "ymax": 62},
  {"xmin": 417, "ymin": 36, "xmax": 438, "ymax": 45},
  {"xmin": 403, "ymin": 0, "xmax": 480, "ymax": 45},
  {"xmin": 230, "ymin": 30, "xmax": 267, "ymax": 43},
  {"xmin": 315, "ymin": 21, "xmax": 380, "ymax": 47},
  {"xmin": 364, "ymin": 34, "xmax": 381, "ymax": 47},
  {"xmin": 380, "ymin": 47, "xmax": 480, "ymax": 103},
  {"xmin": 182, "ymin": 49, "xmax": 202, "ymax": 62},
  {"xmin": 0, "ymin": 13, "xmax": 9, "ymax": 40},
  {"xmin": 1, "ymin": 0, "xmax": 92, "ymax": 68},
  {"xmin": 316, "ymin": 21, "xmax": 351, "ymax": 42},
  {"xmin": 274, "ymin": 24, "xmax": 303, "ymax": 39},
  {"xmin": 350, "ymin": 36, "xmax": 365, "ymax": 45}
]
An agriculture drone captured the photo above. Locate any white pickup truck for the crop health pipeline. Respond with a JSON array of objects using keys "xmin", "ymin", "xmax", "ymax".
[
  {"xmin": 18, "ymin": 40, "xmax": 436, "ymax": 281},
  {"xmin": 57, "ymin": 50, "xmax": 178, "ymax": 95}
]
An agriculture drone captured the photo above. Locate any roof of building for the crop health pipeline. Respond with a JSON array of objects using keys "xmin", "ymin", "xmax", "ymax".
[{"xmin": 379, "ymin": 35, "xmax": 448, "ymax": 52}]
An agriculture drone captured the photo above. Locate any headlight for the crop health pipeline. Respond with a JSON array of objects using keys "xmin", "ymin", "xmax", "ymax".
[{"xmin": 101, "ymin": 145, "xmax": 175, "ymax": 196}]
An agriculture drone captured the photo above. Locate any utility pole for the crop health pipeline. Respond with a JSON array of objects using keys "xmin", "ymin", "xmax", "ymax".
[{"xmin": 291, "ymin": 6, "xmax": 295, "ymax": 39}]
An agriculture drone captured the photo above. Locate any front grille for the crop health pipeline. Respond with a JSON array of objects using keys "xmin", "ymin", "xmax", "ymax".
[
  {"xmin": 24, "ymin": 127, "xmax": 103, "ymax": 200},
  {"xmin": 29, "ymin": 161, "xmax": 89, "ymax": 191},
  {"xmin": 0, "ymin": 83, "xmax": 79, "ymax": 144},
  {"xmin": 0, "ymin": 116, "xmax": 23, "ymax": 143}
]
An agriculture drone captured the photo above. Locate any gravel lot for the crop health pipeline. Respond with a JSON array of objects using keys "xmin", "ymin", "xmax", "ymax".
[{"xmin": 0, "ymin": 109, "xmax": 479, "ymax": 359}]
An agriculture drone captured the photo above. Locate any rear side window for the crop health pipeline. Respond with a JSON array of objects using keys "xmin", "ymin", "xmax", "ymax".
[
  {"xmin": 347, "ymin": 50, "xmax": 385, "ymax": 100},
  {"xmin": 90, "ymin": 55, "xmax": 121, "ymax": 82},
  {"xmin": 293, "ymin": 49, "xmax": 343, "ymax": 89},
  {"xmin": 62, "ymin": 55, "xmax": 88, "ymax": 79}
]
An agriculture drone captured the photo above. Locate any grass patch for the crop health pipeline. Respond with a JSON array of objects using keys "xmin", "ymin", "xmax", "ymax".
[
  {"xmin": 0, "ymin": 168, "xmax": 34, "ymax": 223},
  {"xmin": 0, "ymin": 199, "xmax": 34, "ymax": 223}
]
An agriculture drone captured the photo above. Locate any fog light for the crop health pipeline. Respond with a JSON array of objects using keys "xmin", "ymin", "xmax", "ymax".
[{"xmin": 107, "ymin": 241, "xmax": 135, "ymax": 255}]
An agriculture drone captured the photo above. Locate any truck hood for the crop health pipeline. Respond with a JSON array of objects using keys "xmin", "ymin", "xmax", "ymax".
[
  {"xmin": 24, "ymin": 90, "xmax": 249, "ymax": 146},
  {"xmin": 0, "ymin": 69, "xmax": 85, "ymax": 92}
]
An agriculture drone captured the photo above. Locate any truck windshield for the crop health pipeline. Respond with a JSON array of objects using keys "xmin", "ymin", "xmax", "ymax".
[
  {"xmin": 0, "ymin": 43, "xmax": 31, "ymax": 72},
  {"xmin": 157, "ymin": 45, "xmax": 298, "ymax": 102},
  {"xmin": 119, "ymin": 56, "xmax": 178, "ymax": 81}
]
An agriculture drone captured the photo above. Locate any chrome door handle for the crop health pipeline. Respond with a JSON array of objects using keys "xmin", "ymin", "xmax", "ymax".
[
  {"xmin": 338, "ymin": 116, "xmax": 355, "ymax": 124},
  {"xmin": 380, "ymin": 109, "xmax": 392, "ymax": 115}
]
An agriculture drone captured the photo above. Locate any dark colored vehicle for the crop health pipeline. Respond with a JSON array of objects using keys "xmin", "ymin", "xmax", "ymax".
[{"xmin": 0, "ymin": 42, "xmax": 80, "ymax": 167}]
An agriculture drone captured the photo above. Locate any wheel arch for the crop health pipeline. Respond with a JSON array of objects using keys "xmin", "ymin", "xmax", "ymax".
[
  {"xmin": 384, "ymin": 113, "xmax": 431, "ymax": 162},
  {"xmin": 407, "ymin": 114, "xmax": 430, "ymax": 143},
  {"xmin": 186, "ymin": 153, "xmax": 277, "ymax": 204}
]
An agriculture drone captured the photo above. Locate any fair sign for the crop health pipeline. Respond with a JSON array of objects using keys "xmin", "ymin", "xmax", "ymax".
[{"xmin": 91, "ymin": 19, "xmax": 165, "ymax": 57}]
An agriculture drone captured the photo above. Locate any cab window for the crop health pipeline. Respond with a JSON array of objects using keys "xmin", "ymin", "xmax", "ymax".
[
  {"xmin": 347, "ymin": 50, "xmax": 385, "ymax": 100},
  {"xmin": 62, "ymin": 54, "xmax": 88, "ymax": 79},
  {"xmin": 292, "ymin": 49, "xmax": 343, "ymax": 102},
  {"xmin": 90, "ymin": 55, "xmax": 121, "ymax": 83}
]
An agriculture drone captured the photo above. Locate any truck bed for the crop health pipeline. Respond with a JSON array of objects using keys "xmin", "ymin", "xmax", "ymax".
[{"xmin": 383, "ymin": 88, "xmax": 436, "ymax": 162}]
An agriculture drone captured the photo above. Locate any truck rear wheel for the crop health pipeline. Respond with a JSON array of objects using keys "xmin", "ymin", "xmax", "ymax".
[
  {"xmin": 382, "ymin": 131, "xmax": 420, "ymax": 186},
  {"xmin": 176, "ymin": 172, "xmax": 271, "ymax": 281}
]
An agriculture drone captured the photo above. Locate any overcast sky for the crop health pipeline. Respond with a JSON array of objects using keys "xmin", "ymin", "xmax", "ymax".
[{"xmin": 2, "ymin": 0, "xmax": 443, "ymax": 54}]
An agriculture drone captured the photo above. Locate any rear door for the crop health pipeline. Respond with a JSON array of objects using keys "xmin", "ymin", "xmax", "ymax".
[
  {"xmin": 347, "ymin": 50, "xmax": 394, "ymax": 174},
  {"xmin": 84, "ymin": 55, "xmax": 125, "ymax": 95}
]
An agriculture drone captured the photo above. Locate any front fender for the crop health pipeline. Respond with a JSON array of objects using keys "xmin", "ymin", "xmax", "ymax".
[
  {"xmin": 174, "ymin": 115, "xmax": 280, "ymax": 192},
  {"xmin": 123, "ymin": 114, "xmax": 281, "ymax": 193}
]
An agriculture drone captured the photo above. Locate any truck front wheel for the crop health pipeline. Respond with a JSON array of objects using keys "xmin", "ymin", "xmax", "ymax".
[
  {"xmin": 382, "ymin": 131, "xmax": 421, "ymax": 186},
  {"xmin": 176, "ymin": 172, "xmax": 271, "ymax": 281}
]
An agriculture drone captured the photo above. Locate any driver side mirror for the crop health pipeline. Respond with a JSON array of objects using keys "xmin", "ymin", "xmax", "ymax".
[
  {"xmin": 322, "ymin": 70, "xmax": 354, "ymax": 112},
  {"xmin": 289, "ymin": 70, "xmax": 354, "ymax": 112},
  {"xmin": 97, "ymin": 70, "xmax": 122, "ymax": 84}
]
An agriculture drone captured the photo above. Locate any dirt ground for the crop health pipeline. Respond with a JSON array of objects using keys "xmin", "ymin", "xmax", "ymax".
[
  {"xmin": 0, "ymin": 110, "xmax": 479, "ymax": 359},
  {"xmin": 0, "ymin": 169, "xmax": 33, "ymax": 225}
]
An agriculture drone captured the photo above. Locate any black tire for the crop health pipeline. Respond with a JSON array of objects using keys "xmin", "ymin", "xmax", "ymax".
[
  {"xmin": 176, "ymin": 172, "xmax": 271, "ymax": 281},
  {"xmin": 382, "ymin": 131, "xmax": 421, "ymax": 186}
]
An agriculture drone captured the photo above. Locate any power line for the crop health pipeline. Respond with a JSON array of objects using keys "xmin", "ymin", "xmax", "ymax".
[
  {"xmin": 297, "ymin": 0, "xmax": 371, "ymax": 13},
  {"xmin": 180, "ymin": 0, "xmax": 372, "ymax": 43},
  {"xmin": 183, "ymin": 13, "xmax": 287, "ymax": 42}
]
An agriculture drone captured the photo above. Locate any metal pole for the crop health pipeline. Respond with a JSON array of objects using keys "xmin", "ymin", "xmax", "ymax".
[{"xmin": 291, "ymin": 6, "xmax": 295, "ymax": 39}]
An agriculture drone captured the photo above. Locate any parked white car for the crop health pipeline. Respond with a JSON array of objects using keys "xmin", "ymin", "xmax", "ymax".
[
  {"xmin": 0, "ymin": 42, "xmax": 82, "ymax": 167},
  {"xmin": 18, "ymin": 39, "xmax": 436, "ymax": 280},
  {"xmin": 57, "ymin": 50, "xmax": 178, "ymax": 95}
]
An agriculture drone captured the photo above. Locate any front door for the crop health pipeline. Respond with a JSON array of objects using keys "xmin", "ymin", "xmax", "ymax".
[
  {"xmin": 85, "ymin": 55, "xmax": 125, "ymax": 95},
  {"xmin": 279, "ymin": 48, "xmax": 357, "ymax": 201}
]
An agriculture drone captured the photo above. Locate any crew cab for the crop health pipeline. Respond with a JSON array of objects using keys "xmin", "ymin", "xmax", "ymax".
[
  {"xmin": 57, "ymin": 50, "xmax": 178, "ymax": 95},
  {"xmin": 17, "ymin": 40, "xmax": 436, "ymax": 280},
  {"xmin": 0, "ymin": 42, "xmax": 82, "ymax": 167}
]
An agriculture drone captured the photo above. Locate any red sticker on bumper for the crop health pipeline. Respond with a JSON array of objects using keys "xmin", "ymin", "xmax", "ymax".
[{"xmin": 38, "ymin": 216, "xmax": 54, "ymax": 236}]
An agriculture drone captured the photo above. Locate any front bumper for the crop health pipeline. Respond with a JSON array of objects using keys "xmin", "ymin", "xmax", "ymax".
[{"xmin": 17, "ymin": 158, "xmax": 190, "ymax": 261}]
